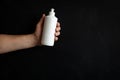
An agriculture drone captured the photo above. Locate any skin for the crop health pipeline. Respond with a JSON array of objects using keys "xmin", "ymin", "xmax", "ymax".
[{"xmin": 0, "ymin": 14, "xmax": 61, "ymax": 54}]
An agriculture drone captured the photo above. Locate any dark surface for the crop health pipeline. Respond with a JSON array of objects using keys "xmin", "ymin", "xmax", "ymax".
[{"xmin": 0, "ymin": 0, "xmax": 120, "ymax": 80}]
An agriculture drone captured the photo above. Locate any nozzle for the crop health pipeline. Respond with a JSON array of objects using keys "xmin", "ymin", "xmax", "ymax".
[
  {"xmin": 51, "ymin": 8, "xmax": 55, "ymax": 12},
  {"xmin": 49, "ymin": 8, "xmax": 55, "ymax": 16}
]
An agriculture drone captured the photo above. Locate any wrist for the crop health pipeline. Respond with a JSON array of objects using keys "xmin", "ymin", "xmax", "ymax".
[{"xmin": 28, "ymin": 34, "xmax": 39, "ymax": 47}]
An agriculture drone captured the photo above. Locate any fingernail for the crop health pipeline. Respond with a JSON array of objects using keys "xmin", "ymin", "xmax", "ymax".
[{"xmin": 42, "ymin": 14, "xmax": 45, "ymax": 17}]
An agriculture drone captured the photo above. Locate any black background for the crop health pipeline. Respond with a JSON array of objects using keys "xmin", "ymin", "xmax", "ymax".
[{"xmin": 0, "ymin": 0, "xmax": 120, "ymax": 80}]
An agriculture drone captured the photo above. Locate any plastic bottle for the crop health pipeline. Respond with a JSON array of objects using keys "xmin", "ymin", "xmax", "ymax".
[{"xmin": 41, "ymin": 8, "xmax": 58, "ymax": 46}]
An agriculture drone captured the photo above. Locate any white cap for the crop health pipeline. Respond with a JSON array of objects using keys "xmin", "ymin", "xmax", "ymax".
[{"xmin": 49, "ymin": 8, "xmax": 55, "ymax": 16}]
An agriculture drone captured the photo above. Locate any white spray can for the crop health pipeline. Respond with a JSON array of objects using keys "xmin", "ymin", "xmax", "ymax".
[{"xmin": 41, "ymin": 8, "xmax": 58, "ymax": 46}]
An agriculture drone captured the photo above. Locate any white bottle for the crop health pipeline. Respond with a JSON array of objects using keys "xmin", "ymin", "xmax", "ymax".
[{"xmin": 41, "ymin": 8, "xmax": 58, "ymax": 46}]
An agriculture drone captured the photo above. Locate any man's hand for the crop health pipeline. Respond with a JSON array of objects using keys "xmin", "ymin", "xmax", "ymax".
[{"xmin": 33, "ymin": 14, "xmax": 61, "ymax": 46}]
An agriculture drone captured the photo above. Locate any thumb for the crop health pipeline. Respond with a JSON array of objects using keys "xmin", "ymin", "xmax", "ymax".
[
  {"xmin": 37, "ymin": 14, "xmax": 45, "ymax": 26},
  {"xmin": 35, "ymin": 14, "xmax": 45, "ymax": 39}
]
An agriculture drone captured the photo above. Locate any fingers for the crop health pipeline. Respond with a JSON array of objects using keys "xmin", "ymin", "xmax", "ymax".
[
  {"xmin": 55, "ymin": 31, "xmax": 60, "ymax": 41},
  {"xmin": 56, "ymin": 26, "xmax": 61, "ymax": 32},
  {"xmin": 56, "ymin": 22, "xmax": 61, "ymax": 31},
  {"xmin": 54, "ymin": 22, "xmax": 61, "ymax": 41},
  {"xmin": 55, "ymin": 22, "xmax": 61, "ymax": 37},
  {"xmin": 55, "ymin": 37, "xmax": 58, "ymax": 41},
  {"xmin": 55, "ymin": 31, "xmax": 60, "ymax": 36}
]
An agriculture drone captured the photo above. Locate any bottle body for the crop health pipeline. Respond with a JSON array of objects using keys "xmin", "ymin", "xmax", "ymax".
[{"xmin": 41, "ymin": 15, "xmax": 58, "ymax": 46}]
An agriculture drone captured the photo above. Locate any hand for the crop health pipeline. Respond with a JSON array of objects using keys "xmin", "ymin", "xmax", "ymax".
[{"xmin": 33, "ymin": 14, "xmax": 61, "ymax": 46}]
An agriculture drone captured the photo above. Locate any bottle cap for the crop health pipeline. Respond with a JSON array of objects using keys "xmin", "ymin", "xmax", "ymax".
[{"xmin": 49, "ymin": 8, "xmax": 55, "ymax": 16}]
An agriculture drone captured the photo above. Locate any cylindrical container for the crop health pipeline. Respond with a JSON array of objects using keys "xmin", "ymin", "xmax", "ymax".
[{"xmin": 41, "ymin": 8, "xmax": 58, "ymax": 46}]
